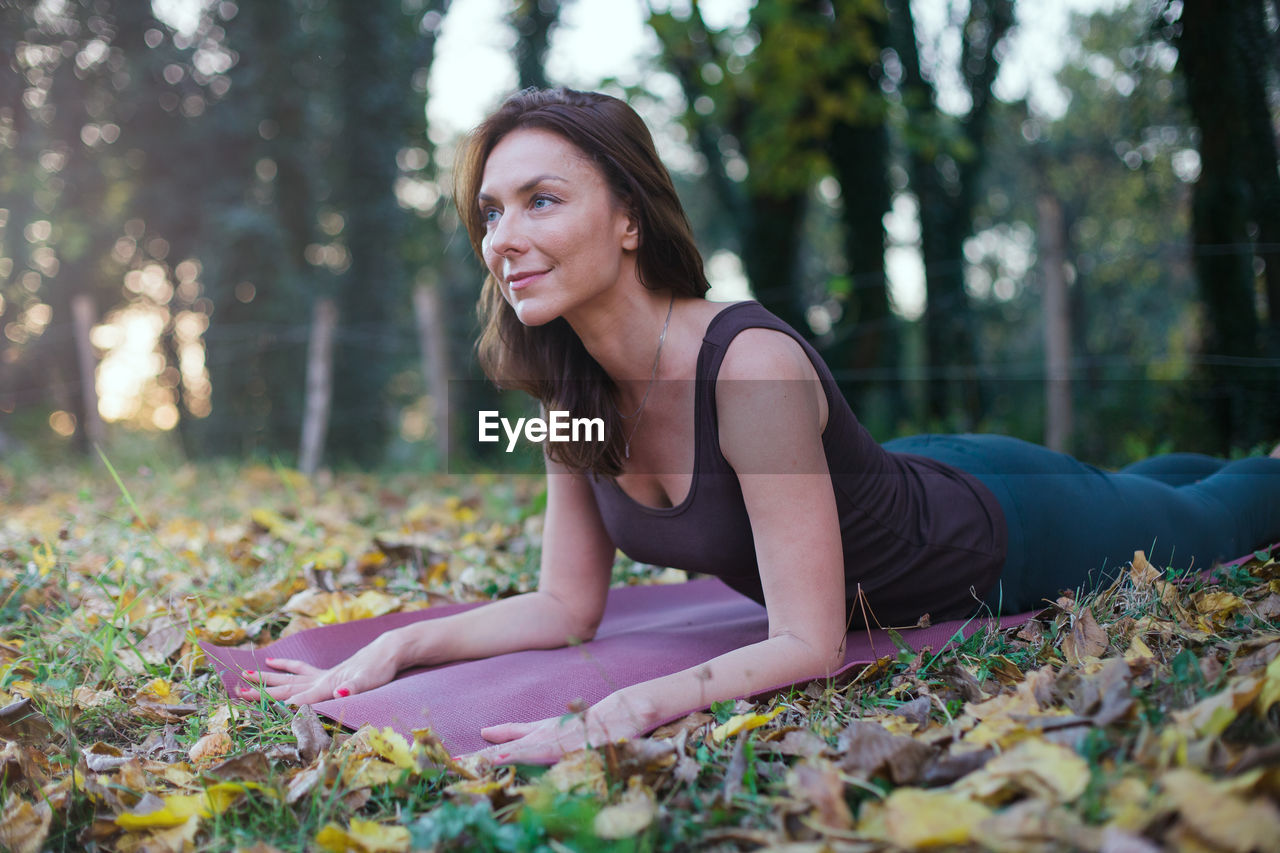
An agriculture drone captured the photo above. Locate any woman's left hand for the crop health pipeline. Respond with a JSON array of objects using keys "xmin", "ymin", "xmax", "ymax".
[{"xmin": 473, "ymin": 693, "xmax": 650, "ymax": 765}]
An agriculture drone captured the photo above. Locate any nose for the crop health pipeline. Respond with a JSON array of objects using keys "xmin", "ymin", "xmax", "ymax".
[{"xmin": 486, "ymin": 209, "xmax": 528, "ymax": 258}]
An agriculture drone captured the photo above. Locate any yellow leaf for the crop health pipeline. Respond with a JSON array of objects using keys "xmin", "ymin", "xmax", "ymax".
[
  {"xmin": 32, "ymin": 542, "xmax": 56, "ymax": 577},
  {"xmin": 1162, "ymin": 768, "xmax": 1280, "ymax": 853},
  {"xmin": 201, "ymin": 613, "xmax": 246, "ymax": 645},
  {"xmin": 315, "ymin": 817, "xmax": 411, "ymax": 853},
  {"xmin": 115, "ymin": 782, "xmax": 265, "ymax": 830},
  {"xmin": 1256, "ymin": 653, "xmax": 1280, "ymax": 715},
  {"xmin": 298, "ymin": 546, "xmax": 346, "ymax": 571},
  {"xmin": 139, "ymin": 678, "xmax": 174, "ymax": 703},
  {"xmin": 710, "ymin": 706, "xmax": 783, "ymax": 743},
  {"xmin": 1174, "ymin": 673, "xmax": 1264, "ymax": 738},
  {"xmin": 1124, "ymin": 635, "xmax": 1154, "ymax": 664},
  {"xmin": 594, "ymin": 777, "xmax": 657, "ymax": 840},
  {"xmin": 880, "ymin": 788, "xmax": 992, "ymax": 847},
  {"xmin": 250, "ymin": 508, "xmax": 295, "ymax": 540},
  {"xmin": 956, "ymin": 738, "xmax": 1090, "ymax": 805},
  {"xmin": 367, "ymin": 727, "xmax": 416, "ymax": 771},
  {"xmin": 350, "ymin": 590, "xmax": 399, "ymax": 620}
]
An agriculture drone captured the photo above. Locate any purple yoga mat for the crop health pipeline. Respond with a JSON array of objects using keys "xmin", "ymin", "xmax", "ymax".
[{"xmin": 202, "ymin": 579, "xmax": 1032, "ymax": 756}]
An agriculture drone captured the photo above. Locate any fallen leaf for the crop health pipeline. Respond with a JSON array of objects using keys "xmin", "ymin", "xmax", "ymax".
[
  {"xmin": 1161, "ymin": 768, "xmax": 1280, "ymax": 853},
  {"xmin": 542, "ymin": 749, "xmax": 607, "ymax": 797},
  {"xmin": 710, "ymin": 705, "xmax": 782, "ymax": 743},
  {"xmin": 188, "ymin": 730, "xmax": 234, "ymax": 763},
  {"xmin": 786, "ymin": 758, "xmax": 853, "ymax": 831},
  {"xmin": 955, "ymin": 738, "xmax": 1090, "ymax": 805},
  {"xmin": 593, "ymin": 776, "xmax": 657, "ymax": 839},
  {"xmin": 293, "ymin": 705, "xmax": 331, "ymax": 763},
  {"xmin": 1062, "ymin": 607, "xmax": 1109, "ymax": 664},
  {"xmin": 0, "ymin": 798, "xmax": 52, "ymax": 853},
  {"xmin": 837, "ymin": 720, "xmax": 934, "ymax": 784},
  {"xmin": 314, "ymin": 816, "xmax": 411, "ymax": 853},
  {"xmin": 0, "ymin": 698, "xmax": 54, "ymax": 743},
  {"xmin": 879, "ymin": 787, "xmax": 992, "ymax": 848},
  {"xmin": 114, "ymin": 781, "xmax": 266, "ymax": 830}
]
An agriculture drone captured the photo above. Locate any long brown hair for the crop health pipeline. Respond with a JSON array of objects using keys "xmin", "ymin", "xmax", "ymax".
[{"xmin": 455, "ymin": 88, "xmax": 709, "ymax": 475}]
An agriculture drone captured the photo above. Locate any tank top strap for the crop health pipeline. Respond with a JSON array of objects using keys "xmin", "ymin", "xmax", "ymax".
[{"xmin": 694, "ymin": 301, "xmax": 836, "ymax": 476}]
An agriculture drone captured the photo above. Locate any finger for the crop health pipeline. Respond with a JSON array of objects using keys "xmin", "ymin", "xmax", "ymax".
[
  {"xmin": 479, "ymin": 722, "xmax": 537, "ymax": 744},
  {"xmin": 262, "ymin": 657, "xmax": 321, "ymax": 676},
  {"xmin": 243, "ymin": 669, "xmax": 302, "ymax": 686}
]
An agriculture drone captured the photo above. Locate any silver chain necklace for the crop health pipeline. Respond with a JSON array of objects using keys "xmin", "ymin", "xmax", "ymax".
[{"xmin": 616, "ymin": 293, "xmax": 674, "ymax": 459}]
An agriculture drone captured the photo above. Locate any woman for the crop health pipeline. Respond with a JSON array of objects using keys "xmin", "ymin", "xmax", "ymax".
[{"xmin": 242, "ymin": 88, "xmax": 1280, "ymax": 764}]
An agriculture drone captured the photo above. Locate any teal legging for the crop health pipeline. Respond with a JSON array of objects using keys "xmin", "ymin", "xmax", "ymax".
[{"xmin": 883, "ymin": 435, "xmax": 1280, "ymax": 613}]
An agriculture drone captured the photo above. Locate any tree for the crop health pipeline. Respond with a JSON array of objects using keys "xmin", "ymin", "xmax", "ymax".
[
  {"xmin": 887, "ymin": 0, "xmax": 1014, "ymax": 427},
  {"xmin": 1165, "ymin": 0, "xmax": 1280, "ymax": 452}
]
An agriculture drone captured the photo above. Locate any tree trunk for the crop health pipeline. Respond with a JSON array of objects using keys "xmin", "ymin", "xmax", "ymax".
[
  {"xmin": 1038, "ymin": 193, "xmax": 1072, "ymax": 452},
  {"xmin": 299, "ymin": 298, "xmax": 337, "ymax": 475},
  {"xmin": 827, "ymin": 117, "xmax": 903, "ymax": 428},
  {"xmin": 412, "ymin": 284, "xmax": 451, "ymax": 465},
  {"xmin": 1177, "ymin": 0, "xmax": 1264, "ymax": 452},
  {"xmin": 70, "ymin": 294, "xmax": 107, "ymax": 450}
]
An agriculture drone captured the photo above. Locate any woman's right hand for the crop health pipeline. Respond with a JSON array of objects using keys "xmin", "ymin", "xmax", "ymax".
[{"xmin": 236, "ymin": 631, "xmax": 403, "ymax": 705}]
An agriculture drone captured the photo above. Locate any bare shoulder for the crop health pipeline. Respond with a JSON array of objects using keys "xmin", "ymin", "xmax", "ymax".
[{"xmin": 718, "ymin": 327, "xmax": 819, "ymax": 383}]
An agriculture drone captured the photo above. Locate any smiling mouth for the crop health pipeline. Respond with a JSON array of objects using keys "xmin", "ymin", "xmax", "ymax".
[{"xmin": 506, "ymin": 271, "xmax": 547, "ymax": 290}]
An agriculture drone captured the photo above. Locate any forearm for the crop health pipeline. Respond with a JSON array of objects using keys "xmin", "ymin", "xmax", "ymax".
[
  {"xmin": 381, "ymin": 589, "xmax": 596, "ymax": 671},
  {"xmin": 599, "ymin": 632, "xmax": 845, "ymax": 734}
]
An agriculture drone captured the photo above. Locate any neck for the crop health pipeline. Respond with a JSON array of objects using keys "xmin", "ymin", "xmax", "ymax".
[{"xmin": 567, "ymin": 286, "xmax": 676, "ymax": 385}]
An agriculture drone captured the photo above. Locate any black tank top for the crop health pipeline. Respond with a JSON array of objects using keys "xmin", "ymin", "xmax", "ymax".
[{"xmin": 589, "ymin": 301, "xmax": 1006, "ymax": 625}]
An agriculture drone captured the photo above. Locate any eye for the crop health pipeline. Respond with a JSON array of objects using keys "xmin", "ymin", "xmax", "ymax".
[
  {"xmin": 482, "ymin": 207, "xmax": 500, "ymax": 224},
  {"xmin": 531, "ymin": 194, "xmax": 557, "ymax": 210}
]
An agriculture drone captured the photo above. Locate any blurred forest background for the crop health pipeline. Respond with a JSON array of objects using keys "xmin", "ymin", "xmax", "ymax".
[{"xmin": 1, "ymin": 0, "xmax": 1277, "ymax": 472}]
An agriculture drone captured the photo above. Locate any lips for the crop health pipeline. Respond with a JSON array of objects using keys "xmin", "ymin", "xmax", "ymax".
[{"xmin": 506, "ymin": 270, "xmax": 548, "ymax": 291}]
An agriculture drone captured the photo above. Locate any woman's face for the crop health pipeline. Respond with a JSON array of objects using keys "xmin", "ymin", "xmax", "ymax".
[{"xmin": 478, "ymin": 128, "xmax": 639, "ymax": 327}]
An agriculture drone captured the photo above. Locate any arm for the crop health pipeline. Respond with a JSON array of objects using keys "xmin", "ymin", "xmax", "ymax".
[
  {"xmin": 477, "ymin": 331, "xmax": 849, "ymax": 762},
  {"xmin": 243, "ymin": 456, "xmax": 616, "ymax": 705}
]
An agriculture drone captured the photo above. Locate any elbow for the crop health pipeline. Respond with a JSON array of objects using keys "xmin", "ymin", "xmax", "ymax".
[{"xmin": 775, "ymin": 630, "xmax": 846, "ymax": 677}]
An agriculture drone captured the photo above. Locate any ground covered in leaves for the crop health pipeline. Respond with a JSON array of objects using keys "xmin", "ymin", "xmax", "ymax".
[{"xmin": 1, "ymin": 457, "xmax": 1279, "ymax": 852}]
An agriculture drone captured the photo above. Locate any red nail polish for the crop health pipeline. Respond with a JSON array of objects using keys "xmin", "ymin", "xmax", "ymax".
[
  {"xmin": 337, "ymin": 688, "xmax": 350, "ymax": 697},
  {"xmin": 496, "ymin": 752, "xmax": 510, "ymax": 760},
  {"xmin": 244, "ymin": 670, "xmax": 256, "ymax": 677}
]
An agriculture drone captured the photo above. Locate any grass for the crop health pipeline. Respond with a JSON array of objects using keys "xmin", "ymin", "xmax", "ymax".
[{"xmin": 1, "ymin": 455, "xmax": 1278, "ymax": 851}]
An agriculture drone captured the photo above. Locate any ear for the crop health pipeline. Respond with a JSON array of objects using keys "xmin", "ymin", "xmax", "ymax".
[{"xmin": 619, "ymin": 210, "xmax": 641, "ymax": 252}]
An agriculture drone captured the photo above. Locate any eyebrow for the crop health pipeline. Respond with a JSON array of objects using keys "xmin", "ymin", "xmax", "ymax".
[{"xmin": 477, "ymin": 174, "xmax": 569, "ymax": 204}]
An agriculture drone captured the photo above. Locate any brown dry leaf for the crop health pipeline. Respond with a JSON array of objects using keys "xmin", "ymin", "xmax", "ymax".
[
  {"xmin": 206, "ymin": 751, "xmax": 271, "ymax": 784},
  {"xmin": 0, "ymin": 698, "xmax": 54, "ymax": 743},
  {"xmin": 1063, "ymin": 607, "xmax": 1109, "ymax": 664},
  {"xmin": 1130, "ymin": 551, "xmax": 1161, "ymax": 589},
  {"xmin": 956, "ymin": 737, "xmax": 1090, "ymax": 805},
  {"xmin": 188, "ymin": 730, "xmax": 234, "ymax": 764},
  {"xmin": 786, "ymin": 758, "xmax": 853, "ymax": 832},
  {"xmin": 293, "ymin": 705, "xmax": 331, "ymax": 763},
  {"xmin": 837, "ymin": 720, "xmax": 934, "ymax": 785},
  {"xmin": 877, "ymin": 787, "xmax": 993, "ymax": 848},
  {"xmin": 762, "ymin": 729, "xmax": 828, "ymax": 758},
  {"xmin": 973, "ymin": 798, "xmax": 1100, "ymax": 853},
  {"xmin": 1057, "ymin": 657, "xmax": 1135, "ymax": 725},
  {"xmin": 722, "ymin": 734, "xmax": 748, "ymax": 805},
  {"xmin": 0, "ymin": 797, "xmax": 52, "ymax": 853},
  {"xmin": 1161, "ymin": 768, "xmax": 1280, "ymax": 853},
  {"xmin": 593, "ymin": 776, "xmax": 658, "ymax": 840}
]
